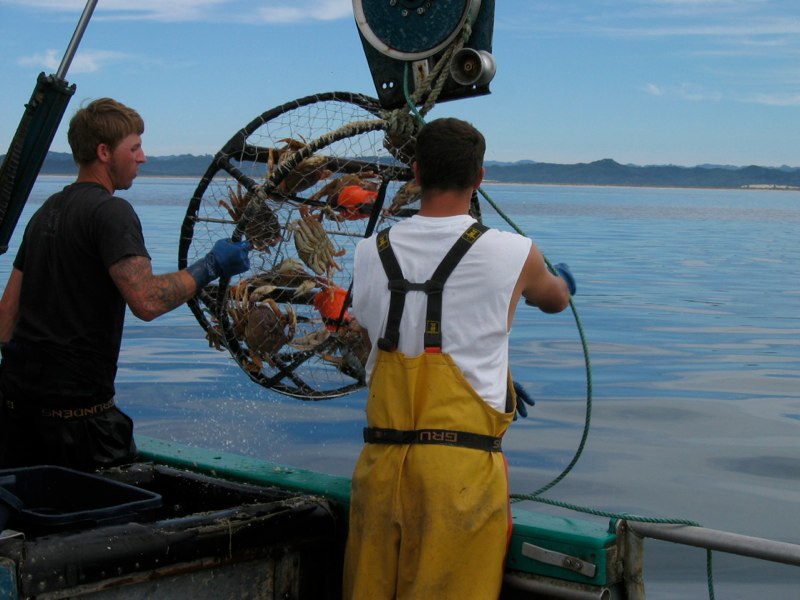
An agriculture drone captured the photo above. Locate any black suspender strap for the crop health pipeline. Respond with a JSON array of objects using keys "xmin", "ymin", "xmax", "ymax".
[
  {"xmin": 422, "ymin": 222, "xmax": 488, "ymax": 350},
  {"xmin": 376, "ymin": 229, "xmax": 406, "ymax": 351},
  {"xmin": 375, "ymin": 222, "xmax": 489, "ymax": 352}
]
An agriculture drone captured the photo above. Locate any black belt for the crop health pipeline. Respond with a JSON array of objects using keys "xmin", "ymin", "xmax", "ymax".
[
  {"xmin": 3, "ymin": 398, "xmax": 116, "ymax": 420},
  {"xmin": 364, "ymin": 427, "xmax": 502, "ymax": 452}
]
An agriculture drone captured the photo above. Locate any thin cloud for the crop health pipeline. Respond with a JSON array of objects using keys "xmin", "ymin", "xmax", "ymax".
[
  {"xmin": 599, "ymin": 20, "xmax": 800, "ymax": 39},
  {"xmin": 499, "ymin": 1, "xmax": 800, "ymax": 40},
  {"xmin": 0, "ymin": 0, "xmax": 353, "ymax": 23},
  {"xmin": 642, "ymin": 82, "xmax": 723, "ymax": 102},
  {"xmin": 17, "ymin": 48, "xmax": 132, "ymax": 74},
  {"xmin": 676, "ymin": 82, "xmax": 723, "ymax": 102},
  {"xmin": 746, "ymin": 93, "xmax": 800, "ymax": 107},
  {"xmin": 253, "ymin": 1, "xmax": 352, "ymax": 24},
  {"xmin": 644, "ymin": 83, "xmax": 664, "ymax": 96},
  {"xmin": 614, "ymin": 0, "xmax": 770, "ymax": 20}
]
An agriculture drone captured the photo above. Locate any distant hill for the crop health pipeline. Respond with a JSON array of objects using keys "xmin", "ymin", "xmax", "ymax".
[
  {"xmin": 28, "ymin": 152, "xmax": 215, "ymax": 177},
  {"xmin": 483, "ymin": 158, "xmax": 800, "ymax": 190},
  {"xmin": 5, "ymin": 152, "xmax": 799, "ymax": 190}
]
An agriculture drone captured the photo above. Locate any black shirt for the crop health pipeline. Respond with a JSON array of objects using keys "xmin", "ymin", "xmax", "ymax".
[{"xmin": 9, "ymin": 182, "xmax": 150, "ymax": 397}]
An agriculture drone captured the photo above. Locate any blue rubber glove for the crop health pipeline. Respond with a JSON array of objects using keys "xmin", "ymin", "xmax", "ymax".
[
  {"xmin": 513, "ymin": 381, "xmax": 535, "ymax": 419},
  {"xmin": 187, "ymin": 239, "xmax": 251, "ymax": 289},
  {"xmin": 551, "ymin": 262, "xmax": 576, "ymax": 296}
]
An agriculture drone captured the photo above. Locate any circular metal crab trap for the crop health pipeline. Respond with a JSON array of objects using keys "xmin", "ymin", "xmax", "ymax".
[{"xmin": 179, "ymin": 92, "xmax": 422, "ymax": 399}]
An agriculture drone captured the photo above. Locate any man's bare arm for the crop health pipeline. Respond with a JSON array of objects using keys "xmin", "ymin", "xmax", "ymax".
[
  {"xmin": 509, "ymin": 244, "xmax": 572, "ymax": 327},
  {"xmin": 0, "ymin": 268, "xmax": 23, "ymax": 343},
  {"xmin": 109, "ymin": 255, "xmax": 197, "ymax": 322}
]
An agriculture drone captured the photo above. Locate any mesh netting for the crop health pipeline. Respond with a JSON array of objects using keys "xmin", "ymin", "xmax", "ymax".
[{"xmin": 179, "ymin": 92, "xmax": 421, "ymax": 399}]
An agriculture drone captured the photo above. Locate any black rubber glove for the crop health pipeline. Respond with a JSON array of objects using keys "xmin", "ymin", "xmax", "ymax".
[
  {"xmin": 550, "ymin": 262, "xmax": 576, "ymax": 296},
  {"xmin": 513, "ymin": 381, "xmax": 535, "ymax": 419},
  {"xmin": 187, "ymin": 239, "xmax": 251, "ymax": 289}
]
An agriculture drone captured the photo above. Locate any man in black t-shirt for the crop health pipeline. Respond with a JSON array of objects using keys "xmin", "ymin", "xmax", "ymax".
[{"xmin": 0, "ymin": 98, "xmax": 250, "ymax": 470}]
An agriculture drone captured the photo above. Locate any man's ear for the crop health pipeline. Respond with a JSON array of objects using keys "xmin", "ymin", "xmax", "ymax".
[
  {"xmin": 474, "ymin": 166, "xmax": 485, "ymax": 190},
  {"xmin": 412, "ymin": 161, "xmax": 421, "ymax": 185},
  {"xmin": 96, "ymin": 143, "xmax": 111, "ymax": 164}
]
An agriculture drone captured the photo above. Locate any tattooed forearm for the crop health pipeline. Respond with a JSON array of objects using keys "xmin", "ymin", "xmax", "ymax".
[
  {"xmin": 151, "ymin": 273, "xmax": 194, "ymax": 313},
  {"xmin": 109, "ymin": 255, "xmax": 197, "ymax": 321}
]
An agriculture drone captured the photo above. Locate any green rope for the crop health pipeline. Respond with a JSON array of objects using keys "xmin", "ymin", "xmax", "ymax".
[
  {"xmin": 479, "ymin": 185, "xmax": 592, "ymax": 497},
  {"xmin": 478, "ymin": 164, "xmax": 717, "ymax": 600},
  {"xmin": 518, "ymin": 495, "xmax": 700, "ymax": 526},
  {"xmin": 479, "ymin": 182, "xmax": 717, "ymax": 599}
]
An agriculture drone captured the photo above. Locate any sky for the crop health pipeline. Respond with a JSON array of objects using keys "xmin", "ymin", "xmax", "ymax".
[{"xmin": 1, "ymin": 0, "xmax": 799, "ymax": 167}]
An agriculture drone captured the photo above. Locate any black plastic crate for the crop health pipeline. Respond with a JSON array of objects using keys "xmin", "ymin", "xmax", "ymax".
[{"xmin": 0, "ymin": 465, "xmax": 162, "ymax": 534}]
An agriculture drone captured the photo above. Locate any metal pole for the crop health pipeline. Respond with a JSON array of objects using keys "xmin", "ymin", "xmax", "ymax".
[
  {"xmin": 503, "ymin": 573, "xmax": 611, "ymax": 600},
  {"xmin": 55, "ymin": 0, "xmax": 99, "ymax": 80},
  {"xmin": 626, "ymin": 521, "xmax": 800, "ymax": 568},
  {"xmin": 618, "ymin": 522, "xmax": 646, "ymax": 600}
]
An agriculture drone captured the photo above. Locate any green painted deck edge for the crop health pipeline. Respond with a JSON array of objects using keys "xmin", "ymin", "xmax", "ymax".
[
  {"xmin": 508, "ymin": 510, "xmax": 616, "ymax": 585},
  {"xmin": 137, "ymin": 436, "xmax": 617, "ymax": 585},
  {"xmin": 136, "ymin": 435, "xmax": 352, "ymax": 507}
]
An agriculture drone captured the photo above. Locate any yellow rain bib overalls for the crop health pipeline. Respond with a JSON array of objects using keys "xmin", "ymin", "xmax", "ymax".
[{"xmin": 344, "ymin": 223, "xmax": 516, "ymax": 600}]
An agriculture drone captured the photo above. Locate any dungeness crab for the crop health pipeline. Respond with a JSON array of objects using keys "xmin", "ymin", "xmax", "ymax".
[
  {"xmin": 228, "ymin": 280, "xmax": 297, "ymax": 371},
  {"xmin": 288, "ymin": 205, "xmax": 345, "ymax": 277}
]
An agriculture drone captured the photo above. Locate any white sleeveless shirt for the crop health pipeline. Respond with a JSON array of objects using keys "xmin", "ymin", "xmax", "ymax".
[{"xmin": 352, "ymin": 214, "xmax": 531, "ymax": 411}]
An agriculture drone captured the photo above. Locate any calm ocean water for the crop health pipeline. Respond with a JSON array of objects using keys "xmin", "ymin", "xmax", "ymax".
[{"xmin": 5, "ymin": 176, "xmax": 799, "ymax": 598}]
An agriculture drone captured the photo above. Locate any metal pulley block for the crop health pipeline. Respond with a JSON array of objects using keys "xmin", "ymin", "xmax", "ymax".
[
  {"xmin": 352, "ymin": 0, "xmax": 496, "ymax": 109},
  {"xmin": 354, "ymin": 0, "xmax": 480, "ymax": 61}
]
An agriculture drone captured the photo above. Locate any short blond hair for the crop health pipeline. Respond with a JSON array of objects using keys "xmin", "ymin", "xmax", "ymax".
[{"xmin": 68, "ymin": 98, "xmax": 144, "ymax": 166}]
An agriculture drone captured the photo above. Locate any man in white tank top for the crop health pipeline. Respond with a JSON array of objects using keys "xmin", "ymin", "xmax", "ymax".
[{"xmin": 344, "ymin": 118, "xmax": 575, "ymax": 599}]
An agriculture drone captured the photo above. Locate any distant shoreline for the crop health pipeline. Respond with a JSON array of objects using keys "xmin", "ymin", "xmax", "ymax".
[
  {"xmin": 35, "ymin": 173, "xmax": 800, "ymax": 193},
  {"xmin": 26, "ymin": 151, "xmax": 800, "ymax": 191},
  {"xmin": 481, "ymin": 179, "xmax": 800, "ymax": 192}
]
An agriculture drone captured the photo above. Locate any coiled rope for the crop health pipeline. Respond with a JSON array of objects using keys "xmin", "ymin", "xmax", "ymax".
[
  {"xmin": 393, "ymin": 17, "xmax": 717, "ymax": 600},
  {"xmin": 485, "ymin": 186, "xmax": 594, "ymax": 498}
]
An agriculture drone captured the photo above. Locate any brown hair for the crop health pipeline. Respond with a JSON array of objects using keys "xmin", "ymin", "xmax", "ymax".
[
  {"xmin": 414, "ymin": 117, "xmax": 485, "ymax": 191},
  {"xmin": 67, "ymin": 98, "xmax": 144, "ymax": 166}
]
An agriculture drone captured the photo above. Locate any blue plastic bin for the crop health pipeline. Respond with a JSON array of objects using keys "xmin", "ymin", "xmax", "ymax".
[{"xmin": 0, "ymin": 465, "xmax": 161, "ymax": 534}]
